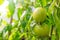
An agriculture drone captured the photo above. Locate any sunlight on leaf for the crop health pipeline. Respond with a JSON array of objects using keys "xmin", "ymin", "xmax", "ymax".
[
  {"xmin": 8, "ymin": 0, "xmax": 15, "ymax": 16},
  {"xmin": 6, "ymin": 11, "xmax": 11, "ymax": 18},
  {"xmin": 2, "ymin": 20, "xmax": 7, "ymax": 26},
  {"xmin": 0, "ymin": 0, "xmax": 4, "ymax": 5},
  {"xmin": 12, "ymin": 19, "xmax": 17, "ymax": 23},
  {"xmin": 48, "ymin": 0, "xmax": 56, "ymax": 14},
  {"xmin": 0, "ymin": 13, "xmax": 1, "ymax": 16},
  {"xmin": 32, "ymin": 36, "xmax": 35, "ymax": 40}
]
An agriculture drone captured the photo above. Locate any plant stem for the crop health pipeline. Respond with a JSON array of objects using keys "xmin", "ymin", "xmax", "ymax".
[
  {"xmin": 55, "ymin": 29, "xmax": 59, "ymax": 40},
  {"xmin": 8, "ymin": 16, "xmax": 13, "ymax": 36},
  {"xmin": 49, "ymin": 25, "xmax": 54, "ymax": 40},
  {"xmin": 55, "ymin": 0, "xmax": 60, "ymax": 40}
]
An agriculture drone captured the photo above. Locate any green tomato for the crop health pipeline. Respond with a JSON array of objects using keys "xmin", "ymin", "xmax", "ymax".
[
  {"xmin": 33, "ymin": 24, "xmax": 49, "ymax": 37},
  {"xmin": 32, "ymin": 7, "xmax": 46, "ymax": 23}
]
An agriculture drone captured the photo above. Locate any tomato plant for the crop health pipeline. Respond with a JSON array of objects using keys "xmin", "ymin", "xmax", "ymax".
[{"xmin": 0, "ymin": 0, "xmax": 60, "ymax": 40}]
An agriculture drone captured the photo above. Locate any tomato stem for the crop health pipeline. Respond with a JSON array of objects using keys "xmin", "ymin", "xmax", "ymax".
[{"xmin": 49, "ymin": 25, "xmax": 54, "ymax": 40}]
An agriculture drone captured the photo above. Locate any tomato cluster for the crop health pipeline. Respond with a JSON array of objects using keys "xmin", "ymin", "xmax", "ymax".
[{"xmin": 32, "ymin": 7, "xmax": 50, "ymax": 37}]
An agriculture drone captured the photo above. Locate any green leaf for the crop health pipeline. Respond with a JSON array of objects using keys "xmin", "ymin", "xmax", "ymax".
[
  {"xmin": 20, "ymin": 20, "xmax": 27, "ymax": 31},
  {"xmin": 34, "ymin": 0, "xmax": 41, "ymax": 7},
  {"xmin": 8, "ymin": 0, "xmax": 15, "ymax": 16},
  {"xmin": 6, "ymin": 11, "xmax": 11, "ymax": 18},
  {"xmin": 53, "ymin": 7, "xmax": 60, "ymax": 34},
  {"xmin": 17, "ymin": 8, "xmax": 23, "ymax": 20},
  {"xmin": 51, "ymin": 34, "xmax": 55, "ymax": 40},
  {"xmin": 3, "ymin": 24, "xmax": 12, "ymax": 33},
  {"xmin": 48, "ymin": 0, "xmax": 56, "ymax": 14},
  {"xmin": 0, "ymin": 32, "xmax": 3, "ymax": 37},
  {"xmin": 20, "ymin": 33, "xmax": 26, "ymax": 38},
  {"xmin": 31, "ymin": 36, "xmax": 35, "ymax": 40},
  {"xmin": 7, "ymin": 24, "xmax": 12, "ymax": 31},
  {"xmin": 46, "ymin": 0, "xmax": 52, "ymax": 4},
  {"xmin": 20, "ymin": 33, "xmax": 27, "ymax": 40},
  {"xmin": 57, "ymin": 7, "xmax": 60, "ymax": 19},
  {"xmin": 25, "ymin": 10, "xmax": 31, "ymax": 21},
  {"xmin": 9, "ymin": 31, "xmax": 20, "ymax": 40},
  {"xmin": 40, "ymin": 0, "xmax": 47, "ymax": 7}
]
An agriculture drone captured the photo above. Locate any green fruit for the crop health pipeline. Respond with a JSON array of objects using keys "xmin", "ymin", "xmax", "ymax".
[
  {"xmin": 33, "ymin": 24, "xmax": 49, "ymax": 37},
  {"xmin": 32, "ymin": 7, "xmax": 46, "ymax": 23}
]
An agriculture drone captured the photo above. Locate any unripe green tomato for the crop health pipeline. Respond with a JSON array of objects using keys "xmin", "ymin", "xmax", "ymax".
[
  {"xmin": 33, "ymin": 24, "xmax": 49, "ymax": 37},
  {"xmin": 32, "ymin": 7, "xmax": 46, "ymax": 23}
]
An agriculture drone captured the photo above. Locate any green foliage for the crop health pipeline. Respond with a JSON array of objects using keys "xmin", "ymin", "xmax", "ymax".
[
  {"xmin": 0, "ymin": 31, "xmax": 3, "ymax": 40},
  {"xmin": 9, "ymin": 31, "xmax": 20, "ymax": 40},
  {"xmin": 17, "ymin": 8, "xmax": 23, "ymax": 19},
  {"xmin": 8, "ymin": 0, "xmax": 15, "ymax": 16},
  {"xmin": 3, "ymin": 24, "xmax": 12, "ymax": 33}
]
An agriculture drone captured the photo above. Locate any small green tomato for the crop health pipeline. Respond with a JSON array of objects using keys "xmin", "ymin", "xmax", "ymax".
[{"xmin": 32, "ymin": 7, "xmax": 46, "ymax": 23}]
